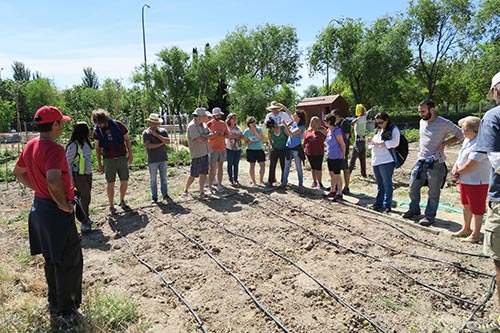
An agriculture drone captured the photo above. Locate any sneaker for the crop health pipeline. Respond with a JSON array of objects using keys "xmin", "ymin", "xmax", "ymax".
[
  {"xmin": 335, "ymin": 194, "xmax": 343, "ymax": 201},
  {"xmin": 319, "ymin": 183, "xmax": 326, "ymax": 190},
  {"xmin": 217, "ymin": 185, "xmax": 224, "ymax": 192},
  {"xmin": 369, "ymin": 204, "xmax": 382, "ymax": 211},
  {"xmin": 311, "ymin": 182, "xmax": 318, "ymax": 188},
  {"xmin": 467, "ymin": 317, "xmax": 500, "ymax": 333},
  {"xmin": 380, "ymin": 207, "xmax": 392, "ymax": 213},
  {"xmin": 119, "ymin": 201, "xmax": 132, "ymax": 212},
  {"xmin": 402, "ymin": 210, "xmax": 420, "ymax": 219},
  {"xmin": 199, "ymin": 191, "xmax": 208, "ymax": 199},
  {"xmin": 342, "ymin": 187, "xmax": 350, "ymax": 195},
  {"xmin": 326, "ymin": 192, "xmax": 337, "ymax": 201},
  {"xmin": 80, "ymin": 223, "xmax": 92, "ymax": 233},
  {"xmin": 109, "ymin": 206, "xmax": 117, "ymax": 215},
  {"xmin": 419, "ymin": 216, "xmax": 435, "ymax": 226}
]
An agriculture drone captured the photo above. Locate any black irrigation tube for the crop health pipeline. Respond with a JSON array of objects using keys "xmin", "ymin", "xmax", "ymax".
[
  {"xmin": 267, "ymin": 196, "xmax": 493, "ymax": 278},
  {"xmin": 457, "ymin": 275, "xmax": 497, "ymax": 333},
  {"xmin": 137, "ymin": 208, "xmax": 291, "ymax": 333},
  {"xmin": 334, "ymin": 199, "xmax": 489, "ymax": 258},
  {"xmin": 107, "ymin": 217, "xmax": 207, "ymax": 333},
  {"xmin": 256, "ymin": 202, "xmax": 480, "ymax": 307},
  {"xmin": 186, "ymin": 209, "xmax": 388, "ymax": 333}
]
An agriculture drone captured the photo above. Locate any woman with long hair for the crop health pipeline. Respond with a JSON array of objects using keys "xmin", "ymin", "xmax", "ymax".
[
  {"xmin": 243, "ymin": 116, "xmax": 266, "ymax": 186},
  {"xmin": 304, "ymin": 116, "xmax": 326, "ymax": 189},
  {"xmin": 66, "ymin": 121, "xmax": 93, "ymax": 233},
  {"xmin": 367, "ymin": 112, "xmax": 400, "ymax": 213}
]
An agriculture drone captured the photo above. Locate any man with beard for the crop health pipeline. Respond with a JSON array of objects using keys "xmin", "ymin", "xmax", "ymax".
[{"xmin": 402, "ymin": 99, "xmax": 463, "ymax": 226}]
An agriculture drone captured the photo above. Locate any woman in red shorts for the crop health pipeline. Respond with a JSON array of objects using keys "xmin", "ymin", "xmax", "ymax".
[{"xmin": 451, "ymin": 116, "xmax": 491, "ymax": 243}]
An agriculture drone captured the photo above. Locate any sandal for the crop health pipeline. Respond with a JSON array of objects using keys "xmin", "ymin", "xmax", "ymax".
[{"xmin": 462, "ymin": 236, "xmax": 480, "ymax": 244}]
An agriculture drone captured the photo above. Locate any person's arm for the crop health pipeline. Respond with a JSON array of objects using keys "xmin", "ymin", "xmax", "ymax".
[
  {"xmin": 47, "ymin": 169, "xmax": 73, "ymax": 213},
  {"xmin": 124, "ymin": 133, "xmax": 133, "ymax": 165},
  {"xmin": 268, "ymin": 131, "xmax": 273, "ymax": 149},
  {"xmin": 254, "ymin": 127, "xmax": 265, "ymax": 142},
  {"xmin": 456, "ymin": 159, "xmax": 480, "ymax": 175},
  {"xmin": 13, "ymin": 165, "xmax": 34, "ymax": 190},
  {"xmin": 437, "ymin": 136, "xmax": 461, "ymax": 151},
  {"xmin": 336, "ymin": 133, "xmax": 346, "ymax": 158},
  {"xmin": 95, "ymin": 139, "xmax": 103, "ymax": 173}
]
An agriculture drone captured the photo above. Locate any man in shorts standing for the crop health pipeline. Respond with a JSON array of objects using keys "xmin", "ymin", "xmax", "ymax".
[
  {"xmin": 466, "ymin": 71, "xmax": 500, "ymax": 332},
  {"xmin": 207, "ymin": 107, "xmax": 230, "ymax": 192},
  {"xmin": 183, "ymin": 107, "xmax": 215, "ymax": 197},
  {"xmin": 13, "ymin": 106, "xmax": 83, "ymax": 330},
  {"xmin": 92, "ymin": 109, "xmax": 133, "ymax": 215}
]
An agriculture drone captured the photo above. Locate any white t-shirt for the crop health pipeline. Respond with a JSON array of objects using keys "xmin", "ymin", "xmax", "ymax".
[
  {"xmin": 264, "ymin": 111, "xmax": 292, "ymax": 126},
  {"xmin": 457, "ymin": 137, "xmax": 491, "ymax": 185}
]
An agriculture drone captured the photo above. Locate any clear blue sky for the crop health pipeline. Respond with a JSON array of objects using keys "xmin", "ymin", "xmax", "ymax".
[{"xmin": 0, "ymin": 0, "xmax": 409, "ymax": 93}]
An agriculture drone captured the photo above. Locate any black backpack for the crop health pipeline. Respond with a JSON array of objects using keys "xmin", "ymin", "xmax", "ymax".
[{"xmin": 381, "ymin": 125, "xmax": 408, "ymax": 168}]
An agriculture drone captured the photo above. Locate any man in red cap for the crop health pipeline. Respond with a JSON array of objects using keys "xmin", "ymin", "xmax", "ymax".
[{"xmin": 13, "ymin": 106, "xmax": 83, "ymax": 330}]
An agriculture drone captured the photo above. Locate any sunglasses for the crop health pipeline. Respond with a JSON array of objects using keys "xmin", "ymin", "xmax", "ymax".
[{"xmin": 376, "ymin": 121, "xmax": 385, "ymax": 125}]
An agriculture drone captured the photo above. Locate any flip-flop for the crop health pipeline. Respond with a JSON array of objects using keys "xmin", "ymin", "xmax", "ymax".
[
  {"xmin": 451, "ymin": 230, "xmax": 472, "ymax": 238},
  {"xmin": 109, "ymin": 206, "xmax": 117, "ymax": 215},
  {"xmin": 462, "ymin": 236, "xmax": 480, "ymax": 244}
]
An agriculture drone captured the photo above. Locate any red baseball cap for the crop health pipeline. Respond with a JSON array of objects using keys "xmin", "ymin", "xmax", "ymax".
[{"xmin": 34, "ymin": 106, "xmax": 71, "ymax": 124}]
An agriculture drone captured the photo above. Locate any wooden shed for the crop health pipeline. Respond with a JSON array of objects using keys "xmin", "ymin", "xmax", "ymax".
[{"xmin": 296, "ymin": 95, "xmax": 349, "ymax": 125}]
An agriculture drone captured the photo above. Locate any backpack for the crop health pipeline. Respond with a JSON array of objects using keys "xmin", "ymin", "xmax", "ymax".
[
  {"xmin": 381, "ymin": 125, "xmax": 408, "ymax": 168},
  {"xmin": 339, "ymin": 118, "xmax": 354, "ymax": 145}
]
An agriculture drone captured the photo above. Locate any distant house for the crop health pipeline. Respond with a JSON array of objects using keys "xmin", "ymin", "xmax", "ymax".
[{"xmin": 296, "ymin": 95, "xmax": 350, "ymax": 125}]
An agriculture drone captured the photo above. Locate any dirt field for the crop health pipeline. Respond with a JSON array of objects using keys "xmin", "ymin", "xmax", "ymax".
[{"xmin": 0, "ymin": 142, "xmax": 497, "ymax": 333}]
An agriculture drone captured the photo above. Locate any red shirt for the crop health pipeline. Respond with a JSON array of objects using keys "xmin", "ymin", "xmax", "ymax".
[
  {"xmin": 17, "ymin": 138, "xmax": 74, "ymax": 200},
  {"xmin": 207, "ymin": 120, "xmax": 230, "ymax": 152},
  {"xmin": 303, "ymin": 130, "xmax": 326, "ymax": 156},
  {"xmin": 93, "ymin": 120, "xmax": 128, "ymax": 158}
]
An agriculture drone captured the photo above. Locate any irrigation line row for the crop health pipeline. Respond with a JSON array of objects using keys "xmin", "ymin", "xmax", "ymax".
[
  {"xmin": 457, "ymin": 275, "xmax": 497, "ymax": 333},
  {"xmin": 332, "ymin": 199, "xmax": 489, "ymax": 258},
  {"xmin": 137, "ymin": 208, "xmax": 291, "ymax": 333},
  {"xmin": 106, "ymin": 217, "xmax": 207, "ymax": 333},
  {"xmin": 256, "ymin": 202, "xmax": 480, "ymax": 307},
  {"xmin": 186, "ymin": 209, "xmax": 388, "ymax": 333},
  {"xmin": 266, "ymin": 196, "xmax": 492, "ymax": 278}
]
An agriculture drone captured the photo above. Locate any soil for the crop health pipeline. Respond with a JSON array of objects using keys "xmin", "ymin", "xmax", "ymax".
[{"xmin": 0, "ymin": 142, "xmax": 496, "ymax": 333}]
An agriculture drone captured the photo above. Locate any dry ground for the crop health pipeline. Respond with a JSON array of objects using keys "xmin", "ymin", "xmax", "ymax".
[{"xmin": 0, "ymin": 142, "xmax": 497, "ymax": 333}]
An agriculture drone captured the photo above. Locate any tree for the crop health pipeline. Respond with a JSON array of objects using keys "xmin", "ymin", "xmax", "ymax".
[
  {"xmin": 302, "ymin": 85, "xmax": 321, "ymax": 98},
  {"xmin": 82, "ymin": 67, "xmax": 99, "ymax": 89},
  {"xmin": 407, "ymin": 0, "xmax": 473, "ymax": 100},
  {"xmin": 228, "ymin": 75, "xmax": 276, "ymax": 122},
  {"xmin": 0, "ymin": 98, "xmax": 15, "ymax": 132},
  {"xmin": 12, "ymin": 61, "xmax": 31, "ymax": 82},
  {"xmin": 217, "ymin": 24, "xmax": 302, "ymax": 85},
  {"xmin": 273, "ymin": 82, "xmax": 298, "ymax": 111}
]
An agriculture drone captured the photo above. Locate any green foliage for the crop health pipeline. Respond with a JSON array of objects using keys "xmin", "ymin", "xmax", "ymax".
[
  {"xmin": 83, "ymin": 289, "xmax": 139, "ymax": 330},
  {"xmin": 0, "ymin": 98, "xmax": 15, "ymax": 132},
  {"xmin": 228, "ymin": 75, "xmax": 276, "ymax": 122},
  {"xmin": 82, "ymin": 67, "xmax": 99, "ymax": 89},
  {"xmin": 168, "ymin": 149, "xmax": 191, "ymax": 166},
  {"xmin": 273, "ymin": 82, "xmax": 299, "ymax": 111},
  {"xmin": 401, "ymin": 129, "xmax": 420, "ymax": 143},
  {"xmin": 0, "ymin": 299, "xmax": 49, "ymax": 333}
]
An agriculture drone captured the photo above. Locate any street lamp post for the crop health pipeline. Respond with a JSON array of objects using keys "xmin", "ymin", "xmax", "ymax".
[
  {"xmin": 325, "ymin": 19, "xmax": 341, "ymax": 95},
  {"xmin": 142, "ymin": 3, "xmax": 151, "ymax": 116}
]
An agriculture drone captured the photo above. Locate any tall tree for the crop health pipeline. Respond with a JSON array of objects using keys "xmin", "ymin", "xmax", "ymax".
[
  {"xmin": 82, "ymin": 67, "xmax": 99, "ymax": 89},
  {"xmin": 12, "ymin": 61, "xmax": 31, "ymax": 82},
  {"xmin": 407, "ymin": 0, "xmax": 473, "ymax": 100}
]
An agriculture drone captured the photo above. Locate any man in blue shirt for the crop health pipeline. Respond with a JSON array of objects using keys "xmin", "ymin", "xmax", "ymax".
[{"xmin": 466, "ymin": 71, "xmax": 500, "ymax": 333}]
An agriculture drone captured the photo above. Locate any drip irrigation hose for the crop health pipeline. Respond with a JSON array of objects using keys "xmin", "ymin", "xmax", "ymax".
[
  {"xmin": 314, "ymin": 196, "xmax": 488, "ymax": 258},
  {"xmin": 257, "ymin": 203, "xmax": 480, "ymax": 307},
  {"xmin": 187, "ymin": 210, "xmax": 388, "ymax": 333},
  {"xmin": 137, "ymin": 208, "xmax": 291, "ymax": 333},
  {"xmin": 266, "ymin": 196, "xmax": 492, "ymax": 278},
  {"xmin": 107, "ymin": 217, "xmax": 207, "ymax": 333},
  {"xmin": 458, "ymin": 275, "xmax": 497, "ymax": 333}
]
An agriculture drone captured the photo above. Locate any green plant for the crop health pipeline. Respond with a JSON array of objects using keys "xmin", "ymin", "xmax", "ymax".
[{"xmin": 83, "ymin": 289, "xmax": 140, "ymax": 330}]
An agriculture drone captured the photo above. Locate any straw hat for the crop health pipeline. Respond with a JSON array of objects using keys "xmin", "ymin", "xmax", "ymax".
[
  {"xmin": 146, "ymin": 113, "xmax": 163, "ymax": 123},
  {"xmin": 266, "ymin": 101, "xmax": 282, "ymax": 111}
]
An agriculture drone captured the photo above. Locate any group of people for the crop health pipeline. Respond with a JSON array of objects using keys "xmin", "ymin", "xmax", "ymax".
[
  {"xmin": 11, "ymin": 106, "xmax": 171, "ymax": 330},
  {"xmin": 11, "ymin": 70, "xmax": 500, "ymax": 332},
  {"xmin": 183, "ymin": 101, "xmax": 361, "ymax": 202}
]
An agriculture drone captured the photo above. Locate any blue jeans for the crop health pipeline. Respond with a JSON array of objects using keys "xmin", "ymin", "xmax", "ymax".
[
  {"xmin": 373, "ymin": 162, "xmax": 395, "ymax": 208},
  {"xmin": 226, "ymin": 149, "xmax": 241, "ymax": 182},
  {"xmin": 149, "ymin": 161, "xmax": 168, "ymax": 200},
  {"xmin": 408, "ymin": 161, "xmax": 447, "ymax": 218},
  {"xmin": 283, "ymin": 149, "xmax": 303, "ymax": 186}
]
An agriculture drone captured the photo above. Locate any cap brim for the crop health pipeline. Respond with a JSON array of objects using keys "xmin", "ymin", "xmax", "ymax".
[
  {"xmin": 62, "ymin": 115, "xmax": 71, "ymax": 122},
  {"xmin": 266, "ymin": 106, "xmax": 280, "ymax": 111}
]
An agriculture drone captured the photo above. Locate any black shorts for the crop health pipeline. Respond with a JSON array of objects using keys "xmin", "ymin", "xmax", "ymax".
[
  {"xmin": 327, "ymin": 158, "xmax": 343, "ymax": 174},
  {"xmin": 246, "ymin": 149, "xmax": 266, "ymax": 163},
  {"xmin": 307, "ymin": 155, "xmax": 324, "ymax": 171}
]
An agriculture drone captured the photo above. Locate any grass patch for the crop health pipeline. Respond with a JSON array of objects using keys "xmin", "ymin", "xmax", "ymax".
[{"xmin": 83, "ymin": 289, "xmax": 141, "ymax": 331}]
